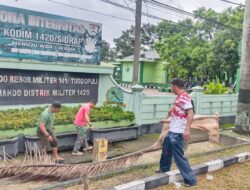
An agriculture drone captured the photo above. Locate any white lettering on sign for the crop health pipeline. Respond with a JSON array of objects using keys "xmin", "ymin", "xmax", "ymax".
[
  {"xmin": 23, "ymin": 89, "xmax": 50, "ymax": 97},
  {"xmin": 70, "ymin": 78, "xmax": 98, "ymax": 85},
  {"xmin": 0, "ymin": 75, "xmax": 8, "ymax": 83},
  {"xmin": 4, "ymin": 28, "xmax": 32, "ymax": 39},
  {"xmin": 52, "ymin": 89, "xmax": 76, "ymax": 96},
  {"xmin": 32, "ymin": 77, "xmax": 57, "ymax": 84},
  {"xmin": 35, "ymin": 32, "xmax": 83, "ymax": 45},
  {"xmin": 12, "ymin": 40, "xmax": 38, "ymax": 48},
  {"xmin": 0, "ymin": 10, "xmax": 25, "ymax": 25},
  {"xmin": 28, "ymin": 15, "xmax": 86, "ymax": 34},
  {"xmin": 0, "ymin": 89, "xmax": 22, "ymax": 97},
  {"xmin": 76, "ymin": 89, "xmax": 90, "ymax": 96},
  {"xmin": 0, "ymin": 69, "xmax": 99, "ymax": 105},
  {"xmin": 9, "ymin": 76, "xmax": 32, "ymax": 83}
]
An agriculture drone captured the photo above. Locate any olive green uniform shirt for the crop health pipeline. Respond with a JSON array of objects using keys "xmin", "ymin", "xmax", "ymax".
[{"xmin": 37, "ymin": 107, "xmax": 55, "ymax": 131}]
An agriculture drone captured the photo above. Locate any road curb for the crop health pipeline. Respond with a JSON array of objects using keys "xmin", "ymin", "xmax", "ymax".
[
  {"xmin": 109, "ymin": 151, "xmax": 250, "ymax": 190},
  {"xmin": 32, "ymin": 142, "xmax": 250, "ymax": 190}
]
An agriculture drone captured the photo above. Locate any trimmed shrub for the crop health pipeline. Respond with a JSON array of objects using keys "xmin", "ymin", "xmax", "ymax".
[
  {"xmin": 0, "ymin": 105, "xmax": 135, "ymax": 130},
  {"xmin": 204, "ymin": 79, "xmax": 228, "ymax": 94}
]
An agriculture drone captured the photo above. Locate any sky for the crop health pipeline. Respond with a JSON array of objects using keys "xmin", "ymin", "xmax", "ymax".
[{"xmin": 0, "ymin": 0, "xmax": 245, "ymax": 47}]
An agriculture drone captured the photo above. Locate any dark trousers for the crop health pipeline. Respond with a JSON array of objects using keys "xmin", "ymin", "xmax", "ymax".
[{"xmin": 160, "ymin": 132, "xmax": 197, "ymax": 185}]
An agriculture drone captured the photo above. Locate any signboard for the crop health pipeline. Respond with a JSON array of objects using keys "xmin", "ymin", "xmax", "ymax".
[
  {"xmin": 0, "ymin": 69, "xmax": 99, "ymax": 105},
  {"xmin": 0, "ymin": 4, "xmax": 102, "ymax": 64}
]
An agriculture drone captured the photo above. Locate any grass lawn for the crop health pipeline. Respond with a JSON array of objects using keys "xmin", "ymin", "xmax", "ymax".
[
  {"xmin": 220, "ymin": 123, "xmax": 235, "ymax": 130},
  {"xmin": 154, "ymin": 161, "xmax": 250, "ymax": 190},
  {"xmin": 62, "ymin": 143, "xmax": 250, "ymax": 190}
]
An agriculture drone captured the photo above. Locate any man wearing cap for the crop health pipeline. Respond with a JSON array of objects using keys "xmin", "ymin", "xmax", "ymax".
[{"xmin": 37, "ymin": 101, "xmax": 64, "ymax": 161}]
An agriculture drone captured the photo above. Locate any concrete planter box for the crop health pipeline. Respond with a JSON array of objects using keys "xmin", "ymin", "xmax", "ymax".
[
  {"xmin": 90, "ymin": 126, "xmax": 139, "ymax": 143},
  {"xmin": 189, "ymin": 128, "xmax": 209, "ymax": 143},
  {"xmin": 0, "ymin": 121, "xmax": 209, "ymax": 157},
  {"xmin": 24, "ymin": 133, "xmax": 78, "ymax": 151},
  {"xmin": 140, "ymin": 122, "xmax": 209, "ymax": 143},
  {"xmin": 25, "ymin": 126, "xmax": 139, "ymax": 150},
  {"xmin": 0, "ymin": 126, "xmax": 208, "ymax": 157},
  {"xmin": 57, "ymin": 133, "xmax": 78, "ymax": 151},
  {"xmin": 139, "ymin": 123, "xmax": 162, "ymax": 135},
  {"xmin": 220, "ymin": 116, "xmax": 236, "ymax": 125},
  {"xmin": 3, "ymin": 123, "xmax": 137, "ymax": 154},
  {"xmin": 0, "ymin": 137, "xmax": 19, "ymax": 156}
]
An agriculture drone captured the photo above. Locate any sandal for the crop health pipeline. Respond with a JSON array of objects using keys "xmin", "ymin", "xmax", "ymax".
[
  {"xmin": 54, "ymin": 159, "xmax": 64, "ymax": 164},
  {"xmin": 54, "ymin": 157, "xmax": 64, "ymax": 161}
]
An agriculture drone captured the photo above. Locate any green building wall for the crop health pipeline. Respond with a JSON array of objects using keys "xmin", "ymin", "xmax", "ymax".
[
  {"xmin": 154, "ymin": 62, "xmax": 166, "ymax": 84},
  {"xmin": 142, "ymin": 62, "xmax": 154, "ymax": 83},
  {"xmin": 120, "ymin": 60, "xmax": 166, "ymax": 84},
  {"xmin": 141, "ymin": 61, "xmax": 166, "ymax": 84},
  {"xmin": 121, "ymin": 62, "xmax": 140, "ymax": 83}
]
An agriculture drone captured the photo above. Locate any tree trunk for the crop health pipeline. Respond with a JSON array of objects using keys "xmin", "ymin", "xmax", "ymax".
[{"xmin": 234, "ymin": 0, "xmax": 250, "ymax": 134}]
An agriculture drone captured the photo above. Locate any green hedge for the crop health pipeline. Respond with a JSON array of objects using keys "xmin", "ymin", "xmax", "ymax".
[{"xmin": 0, "ymin": 105, "xmax": 135, "ymax": 130}]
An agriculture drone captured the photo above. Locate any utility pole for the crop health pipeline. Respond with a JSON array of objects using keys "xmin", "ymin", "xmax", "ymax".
[
  {"xmin": 132, "ymin": 0, "xmax": 142, "ymax": 84},
  {"xmin": 234, "ymin": 0, "xmax": 250, "ymax": 134}
]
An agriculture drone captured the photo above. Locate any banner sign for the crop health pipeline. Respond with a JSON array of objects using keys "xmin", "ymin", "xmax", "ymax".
[
  {"xmin": 0, "ymin": 69, "xmax": 99, "ymax": 105},
  {"xmin": 0, "ymin": 4, "xmax": 102, "ymax": 64}
]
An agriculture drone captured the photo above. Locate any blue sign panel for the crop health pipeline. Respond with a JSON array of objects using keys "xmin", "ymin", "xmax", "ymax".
[{"xmin": 0, "ymin": 5, "xmax": 102, "ymax": 64}]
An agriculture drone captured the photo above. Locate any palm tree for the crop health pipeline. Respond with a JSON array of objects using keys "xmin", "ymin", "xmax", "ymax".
[{"xmin": 234, "ymin": 0, "xmax": 250, "ymax": 134}]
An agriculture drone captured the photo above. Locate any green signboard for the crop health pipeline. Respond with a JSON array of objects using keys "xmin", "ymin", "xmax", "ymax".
[{"xmin": 0, "ymin": 4, "xmax": 102, "ymax": 64}]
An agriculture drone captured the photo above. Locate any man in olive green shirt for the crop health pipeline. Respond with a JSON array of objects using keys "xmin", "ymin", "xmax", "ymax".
[{"xmin": 37, "ymin": 101, "xmax": 64, "ymax": 161}]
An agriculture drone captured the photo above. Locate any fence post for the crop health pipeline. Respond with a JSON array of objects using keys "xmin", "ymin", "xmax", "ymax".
[
  {"xmin": 131, "ymin": 84, "xmax": 144, "ymax": 126},
  {"xmin": 191, "ymin": 86, "xmax": 204, "ymax": 115}
]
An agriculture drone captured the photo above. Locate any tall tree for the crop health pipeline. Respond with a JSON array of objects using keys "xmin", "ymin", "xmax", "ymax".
[
  {"xmin": 114, "ymin": 23, "xmax": 157, "ymax": 57},
  {"xmin": 101, "ymin": 40, "xmax": 117, "ymax": 62},
  {"xmin": 155, "ymin": 19, "xmax": 209, "ymax": 80},
  {"xmin": 234, "ymin": 1, "xmax": 250, "ymax": 134},
  {"xmin": 154, "ymin": 6, "xmax": 243, "ymax": 81},
  {"xmin": 209, "ymin": 31, "xmax": 239, "ymax": 81},
  {"xmin": 101, "ymin": 40, "xmax": 110, "ymax": 62}
]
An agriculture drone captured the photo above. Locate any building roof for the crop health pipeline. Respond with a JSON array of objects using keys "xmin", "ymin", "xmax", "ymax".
[
  {"xmin": 116, "ymin": 49, "xmax": 160, "ymax": 62},
  {"xmin": 100, "ymin": 62, "xmax": 115, "ymax": 67}
]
